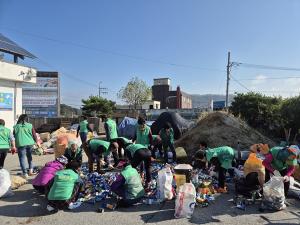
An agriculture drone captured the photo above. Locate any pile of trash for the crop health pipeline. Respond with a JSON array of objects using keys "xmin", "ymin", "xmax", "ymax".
[
  {"xmin": 175, "ymin": 112, "xmax": 275, "ymax": 158},
  {"xmin": 33, "ymin": 127, "xmax": 97, "ymax": 156}
]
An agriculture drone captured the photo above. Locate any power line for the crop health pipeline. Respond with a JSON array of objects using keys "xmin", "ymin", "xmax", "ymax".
[
  {"xmin": 237, "ymin": 76, "xmax": 300, "ymax": 81},
  {"xmin": 231, "ymin": 75, "xmax": 252, "ymax": 92},
  {"xmin": 2, "ymin": 26, "xmax": 225, "ymax": 72},
  {"xmin": 234, "ymin": 62, "xmax": 300, "ymax": 72}
]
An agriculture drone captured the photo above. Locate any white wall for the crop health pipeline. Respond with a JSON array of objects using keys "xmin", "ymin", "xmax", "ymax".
[{"xmin": 0, "ymin": 61, "xmax": 36, "ymax": 130}]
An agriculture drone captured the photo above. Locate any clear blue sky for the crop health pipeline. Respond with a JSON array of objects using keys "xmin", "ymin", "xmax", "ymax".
[{"xmin": 1, "ymin": 0, "xmax": 300, "ymax": 107}]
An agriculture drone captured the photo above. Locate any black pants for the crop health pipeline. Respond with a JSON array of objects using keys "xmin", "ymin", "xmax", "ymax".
[
  {"xmin": 130, "ymin": 149, "xmax": 152, "ymax": 183},
  {"xmin": 245, "ymin": 172, "xmax": 260, "ymax": 187},
  {"xmin": 162, "ymin": 143, "xmax": 177, "ymax": 163},
  {"xmin": 265, "ymin": 168, "xmax": 290, "ymax": 196},
  {"xmin": 48, "ymin": 182, "xmax": 81, "ymax": 210},
  {"xmin": 0, "ymin": 150, "xmax": 8, "ymax": 169},
  {"xmin": 218, "ymin": 167, "xmax": 227, "ymax": 189}
]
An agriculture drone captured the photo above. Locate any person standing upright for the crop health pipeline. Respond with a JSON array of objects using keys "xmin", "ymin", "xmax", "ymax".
[
  {"xmin": 13, "ymin": 114, "xmax": 39, "ymax": 178},
  {"xmin": 103, "ymin": 115, "xmax": 118, "ymax": 142},
  {"xmin": 0, "ymin": 119, "xmax": 16, "ymax": 169},
  {"xmin": 76, "ymin": 116, "xmax": 92, "ymax": 144}
]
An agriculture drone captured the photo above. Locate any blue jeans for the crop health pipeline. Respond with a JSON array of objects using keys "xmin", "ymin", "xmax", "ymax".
[
  {"xmin": 80, "ymin": 132, "xmax": 88, "ymax": 143},
  {"xmin": 17, "ymin": 146, "xmax": 33, "ymax": 175}
]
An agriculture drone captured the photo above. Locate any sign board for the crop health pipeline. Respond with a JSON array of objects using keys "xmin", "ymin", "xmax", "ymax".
[
  {"xmin": 213, "ymin": 101, "xmax": 225, "ymax": 109},
  {"xmin": 22, "ymin": 77, "xmax": 58, "ymax": 90},
  {"xmin": 0, "ymin": 92, "xmax": 13, "ymax": 110}
]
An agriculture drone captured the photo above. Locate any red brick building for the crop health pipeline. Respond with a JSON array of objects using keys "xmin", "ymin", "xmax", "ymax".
[{"xmin": 152, "ymin": 78, "xmax": 192, "ymax": 109}]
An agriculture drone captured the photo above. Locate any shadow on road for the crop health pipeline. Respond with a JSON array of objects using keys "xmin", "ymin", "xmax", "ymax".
[{"xmin": 0, "ymin": 189, "xmax": 50, "ymax": 218}]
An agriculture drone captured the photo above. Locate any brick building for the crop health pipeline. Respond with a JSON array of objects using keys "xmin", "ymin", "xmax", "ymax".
[{"xmin": 152, "ymin": 78, "xmax": 192, "ymax": 109}]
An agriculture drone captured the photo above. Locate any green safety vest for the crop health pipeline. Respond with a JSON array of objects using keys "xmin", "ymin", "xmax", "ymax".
[
  {"xmin": 159, "ymin": 128, "xmax": 174, "ymax": 147},
  {"xmin": 206, "ymin": 146, "xmax": 234, "ymax": 169},
  {"xmin": 0, "ymin": 125, "xmax": 11, "ymax": 150},
  {"xmin": 13, "ymin": 122, "xmax": 35, "ymax": 148},
  {"xmin": 106, "ymin": 119, "xmax": 118, "ymax": 141},
  {"xmin": 270, "ymin": 147, "xmax": 297, "ymax": 171},
  {"xmin": 136, "ymin": 125, "xmax": 150, "ymax": 147},
  {"xmin": 79, "ymin": 120, "xmax": 88, "ymax": 133},
  {"xmin": 121, "ymin": 165, "xmax": 145, "ymax": 200},
  {"xmin": 125, "ymin": 144, "xmax": 145, "ymax": 158},
  {"xmin": 48, "ymin": 169, "xmax": 79, "ymax": 201},
  {"xmin": 89, "ymin": 139, "xmax": 110, "ymax": 156}
]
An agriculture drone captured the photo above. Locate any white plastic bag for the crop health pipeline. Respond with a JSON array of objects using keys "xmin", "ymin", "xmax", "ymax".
[
  {"xmin": 289, "ymin": 177, "xmax": 300, "ymax": 200},
  {"xmin": 0, "ymin": 169, "xmax": 13, "ymax": 198},
  {"xmin": 262, "ymin": 176, "xmax": 285, "ymax": 210},
  {"xmin": 157, "ymin": 167, "xmax": 174, "ymax": 201},
  {"xmin": 174, "ymin": 183, "xmax": 196, "ymax": 219}
]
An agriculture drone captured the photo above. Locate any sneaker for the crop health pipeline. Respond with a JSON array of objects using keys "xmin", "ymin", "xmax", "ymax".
[
  {"xmin": 46, "ymin": 205, "xmax": 55, "ymax": 212},
  {"xmin": 29, "ymin": 169, "xmax": 37, "ymax": 176},
  {"xmin": 22, "ymin": 174, "xmax": 29, "ymax": 179},
  {"xmin": 217, "ymin": 187, "xmax": 228, "ymax": 193}
]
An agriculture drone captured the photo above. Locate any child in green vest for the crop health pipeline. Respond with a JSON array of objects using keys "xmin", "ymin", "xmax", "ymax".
[
  {"xmin": 76, "ymin": 116, "xmax": 92, "ymax": 144},
  {"xmin": 263, "ymin": 145, "xmax": 300, "ymax": 196},
  {"xmin": 47, "ymin": 161, "xmax": 82, "ymax": 211},
  {"xmin": 159, "ymin": 122, "xmax": 176, "ymax": 163},
  {"xmin": 0, "ymin": 119, "xmax": 16, "ymax": 169},
  {"xmin": 64, "ymin": 141, "xmax": 82, "ymax": 165},
  {"xmin": 13, "ymin": 114, "xmax": 40, "ymax": 178},
  {"xmin": 110, "ymin": 161, "xmax": 145, "ymax": 208},
  {"xmin": 125, "ymin": 143, "xmax": 152, "ymax": 187}
]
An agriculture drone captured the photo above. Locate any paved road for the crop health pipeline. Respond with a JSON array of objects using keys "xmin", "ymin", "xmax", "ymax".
[{"xmin": 0, "ymin": 153, "xmax": 300, "ymax": 225}]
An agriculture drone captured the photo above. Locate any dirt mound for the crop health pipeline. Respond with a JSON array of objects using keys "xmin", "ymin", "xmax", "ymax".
[{"xmin": 175, "ymin": 111, "xmax": 275, "ymax": 157}]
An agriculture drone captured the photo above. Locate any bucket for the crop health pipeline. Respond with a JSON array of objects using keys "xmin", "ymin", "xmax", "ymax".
[{"xmin": 174, "ymin": 164, "xmax": 193, "ymax": 190}]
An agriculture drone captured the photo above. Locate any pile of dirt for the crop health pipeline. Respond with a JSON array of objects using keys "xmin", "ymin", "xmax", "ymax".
[{"xmin": 175, "ymin": 111, "xmax": 275, "ymax": 157}]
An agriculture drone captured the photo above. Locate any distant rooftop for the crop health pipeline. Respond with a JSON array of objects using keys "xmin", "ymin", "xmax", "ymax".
[{"xmin": 0, "ymin": 33, "xmax": 36, "ymax": 59}]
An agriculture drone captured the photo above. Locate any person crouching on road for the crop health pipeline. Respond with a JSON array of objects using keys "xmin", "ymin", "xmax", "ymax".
[
  {"xmin": 110, "ymin": 160, "xmax": 145, "ymax": 208},
  {"xmin": 0, "ymin": 119, "xmax": 16, "ymax": 169},
  {"xmin": 263, "ymin": 145, "xmax": 300, "ymax": 196},
  {"xmin": 87, "ymin": 138, "xmax": 119, "ymax": 172},
  {"xmin": 64, "ymin": 141, "xmax": 82, "ymax": 165},
  {"xmin": 125, "ymin": 143, "xmax": 152, "ymax": 188},
  {"xmin": 109, "ymin": 137, "xmax": 133, "ymax": 164},
  {"xmin": 47, "ymin": 161, "xmax": 82, "ymax": 211},
  {"xmin": 192, "ymin": 142, "xmax": 209, "ymax": 170},
  {"xmin": 243, "ymin": 144, "xmax": 269, "ymax": 189},
  {"xmin": 32, "ymin": 156, "xmax": 68, "ymax": 195},
  {"xmin": 202, "ymin": 146, "xmax": 235, "ymax": 193}
]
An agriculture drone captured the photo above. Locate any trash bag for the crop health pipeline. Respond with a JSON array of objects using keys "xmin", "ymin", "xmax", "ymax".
[
  {"xmin": 0, "ymin": 169, "xmax": 13, "ymax": 198},
  {"xmin": 157, "ymin": 167, "xmax": 174, "ymax": 201},
  {"xmin": 261, "ymin": 176, "xmax": 285, "ymax": 211},
  {"xmin": 174, "ymin": 183, "xmax": 196, "ymax": 219}
]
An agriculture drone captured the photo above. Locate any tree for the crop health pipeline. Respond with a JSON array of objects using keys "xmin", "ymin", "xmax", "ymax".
[
  {"xmin": 118, "ymin": 77, "xmax": 152, "ymax": 109},
  {"xmin": 230, "ymin": 92, "xmax": 284, "ymax": 138},
  {"xmin": 81, "ymin": 96, "xmax": 116, "ymax": 117},
  {"xmin": 60, "ymin": 104, "xmax": 82, "ymax": 117}
]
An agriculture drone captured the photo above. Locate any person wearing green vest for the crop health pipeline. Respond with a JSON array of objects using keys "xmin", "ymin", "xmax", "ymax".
[
  {"xmin": 64, "ymin": 141, "xmax": 82, "ymax": 165},
  {"xmin": 110, "ymin": 137, "xmax": 133, "ymax": 162},
  {"xmin": 110, "ymin": 162, "xmax": 145, "ymax": 207},
  {"xmin": 125, "ymin": 143, "xmax": 152, "ymax": 186},
  {"xmin": 76, "ymin": 116, "xmax": 92, "ymax": 144},
  {"xmin": 133, "ymin": 117, "xmax": 153, "ymax": 149},
  {"xmin": 263, "ymin": 145, "xmax": 300, "ymax": 196},
  {"xmin": 13, "ymin": 114, "xmax": 39, "ymax": 178},
  {"xmin": 159, "ymin": 122, "xmax": 176, "ymax": 163},
  {"xmin": 87, "ymin": 138, "xmax": 118, "ymax": 172},
  {"xmin": 204, "ymin": 146, "xmax": 235, "ymax": 193},
  {"xmin": 47, "ymin": 161, "xmax": 81, "ymax": 211},
  {"xmin": 0, "ymin": 119, "xmax": 16, "ymax": 169},
  {"xmin": 151, "ymin": 135, "xmax": 162, "ymax": 159},
  {"xmin": 103, "ymin": 115, "xmax": 118, "ymax": 142}
]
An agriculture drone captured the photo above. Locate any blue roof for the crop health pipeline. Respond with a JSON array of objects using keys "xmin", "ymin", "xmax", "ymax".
[{"xmin": 0, "ymin": 33, "xmax": 36, "ymax": 59}]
